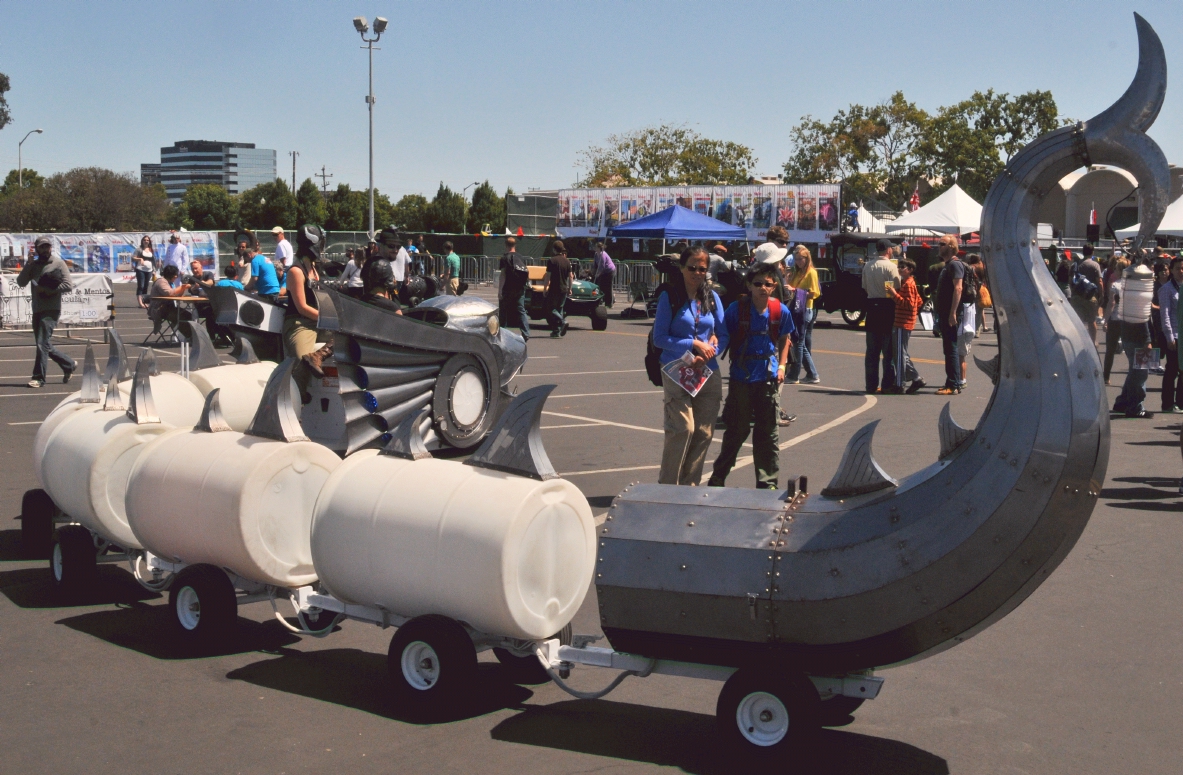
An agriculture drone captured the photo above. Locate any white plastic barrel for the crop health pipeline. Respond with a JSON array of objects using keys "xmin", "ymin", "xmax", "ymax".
[
  {"xmin": 39, "ymin": 411, "xmax": 176, "ymax": 548},
  {"xmin": 33, "ymin": 393, "xmax": 101, "ymax": 487},
  {"xmin": 187, "ymin": 362, "xmax": 277, "ymax": 431},
  {"xmin": 126, "ymin": 430, "xmax": 340, "ymax": 588},
  {"xmin": 311, "ymin": 452, "xmax": 595, "ymax": 640}
]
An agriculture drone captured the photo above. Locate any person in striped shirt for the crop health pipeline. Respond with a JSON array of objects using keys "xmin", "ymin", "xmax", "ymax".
[{"xmin": 887, "ymin": 256, "xmax": 926, "ymax": 394}]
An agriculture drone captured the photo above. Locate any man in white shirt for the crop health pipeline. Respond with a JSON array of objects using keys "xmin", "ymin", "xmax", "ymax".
[
  {"xmin": 162, "ymin": 232, "xmax": 190, "ymax": 277},
  {"xmin": 392, "ymin": 242, "xmax": 411, "ymax": 286},
  {"xmin": 272, "ymin": 226, "xmax": 294, "ymax": 267}
]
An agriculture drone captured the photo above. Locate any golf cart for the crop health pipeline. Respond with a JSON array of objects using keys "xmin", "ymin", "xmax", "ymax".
[
  {"xmin": 525, "ymin": 265, "xmax": 609, "ymax": 331},
  {"xmin": 816, "ymin": 232, "xmax": 907, "ymax": 328}
]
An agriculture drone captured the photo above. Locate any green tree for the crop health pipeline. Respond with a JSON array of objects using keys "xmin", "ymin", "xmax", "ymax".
[
  {"xmin": 182, "ymin": 184, "xmax": 237, "ymax": 230},
  {"xmin": 0, "ymin": 167, "xmax": 170, "ymax": 232},
  {"xmin": 324, "ymin": 183, "xmax": 366, "ymax": 231},
  {"xmin": 390, "ymin": 194, "xmax": 429, "ymax": 231},
  {"xmin": 466, "ymin": 181, "xmax": 505, "ymax": 233},
  {"xmin": 295, "ymin": 178, "xmax": 326, "ymax": 227},
  {"xmin": 0, "ymin": 167, "xmax": 43, "ymax": 198},
  {"xmin": 238, "ymin": 178, "xmax": 296, "ymax": 230},
  {"xmin": 0, "ymin": 72, "xmax": 10, "ymax": 132},
  {"xmin": 425, "ymin": 183, "xmax": 467, "ymax": 232},
  {"xmin": 576, "ymin": 124, "xmax": 756, "ymax": 187}
]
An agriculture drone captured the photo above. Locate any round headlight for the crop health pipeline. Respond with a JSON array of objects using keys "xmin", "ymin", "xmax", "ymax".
[{"xmin": 486, "ymin": 313, "xmax": 499, "ymax": 336}]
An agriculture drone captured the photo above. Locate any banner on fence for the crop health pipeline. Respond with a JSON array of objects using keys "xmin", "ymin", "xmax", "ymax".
[
  {"xmin": 555, "ymin": 184, "xmax": 841, "ymax": 243},
  {"xmin": 0, "ymin": 231, "xmax": 218, "ymax": 283},
  {"xmin": 0, "ymin": 272, "xmax": 114, "ymax": 328}
]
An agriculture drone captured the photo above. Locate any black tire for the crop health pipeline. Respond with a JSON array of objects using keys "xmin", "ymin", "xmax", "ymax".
[
  {"xmin": 590, "ymin": 304, "xmax": 608, "ymax": 331},
  {"xmin": 494, "ymin": 623, "xmax": 573, "ymax": 685},
  {"xmin": 50, "ymin": 525, "xmax": 97, "ymax": 593},
  {"xmin": 716, "ymin": 668, "xmax": 821, "ymax": 763},
  {"xmin": 432, "ymin": 353, "xmax": 495, "ymax": 449},
  {"xmin": 168, "ymin": 565, "xmax": 238, "ymax": 645},
  {"xmin": 21, "ymin": 488, "xmax": 55, "ymax": 558},
  {"xmin": 818, "ymin": 696, "xmax": 864, "ymax": 727},
  {"xmin": 388, "ymin": 615, "xmax": 479, "ymax": 708},
  {"xmin": 840, "ymin": 308, "xmax": 865, "ymax": 328}
]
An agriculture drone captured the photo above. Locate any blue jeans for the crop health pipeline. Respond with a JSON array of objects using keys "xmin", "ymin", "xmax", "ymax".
[
  {"xmin": 787, "ymin": 307, "xmax": 817, "ymax": 381},
  {"xmin": 32, "ymin": 310, "xmax": 75, "ymax": 382},
  {"xmin": 1115, "ymin": 321, "xmax": 1150, "ymax": 416},
  {"xmin": 940, "ymin": 318, "xmax": 962, "ymax": 388},
  {"xmin": 893, "ymin": 327, "xmax": 920, "ymax": 388}
]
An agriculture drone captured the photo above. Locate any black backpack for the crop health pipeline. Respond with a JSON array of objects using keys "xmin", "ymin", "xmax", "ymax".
[
  {"xmin": 644, "ymin": 328, "xmax": 664, "ymax": 387},
  {"xmin": 959, "ymin": 261, "xmax": 978, "ymax": 304}
]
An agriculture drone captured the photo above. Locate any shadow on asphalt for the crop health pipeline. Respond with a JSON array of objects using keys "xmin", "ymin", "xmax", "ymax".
[
  {"xmin": 56, "ymin": 601, "xmax": 302, "ymax": 659},
  {"xmin": 0, "ymin": 565, "xmax": 159, "ymax": 608},
  {"xmin": 1123, "ymin": 439, "xmax": 1181, "ymax": 447},
  {"xmin": 0, "ymin": 529, "xmax": 26, "ymax": 562},
  {"xmin": 490, "ymin": 699, "xmax": 948, "ymax": 774},
  {"xmin": 1101, "ymin": 475, "xmax": 1182, "ymax": 512},
  {"xmin": 226, "ymin": 647, "xmax": 534, "ymax": 723},
  {"xmin": 585, "ymin": 495, "xmax": 617, "ymax": 509}
]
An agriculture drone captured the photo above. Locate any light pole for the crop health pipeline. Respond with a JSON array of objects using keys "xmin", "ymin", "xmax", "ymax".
[
  {"xmin": 462, "ymin": 181, "xmax": 479, "ymax": 232},
  {"xmin": 354, "ymin": 15, "xmax": 387, "ymax": 239},
  {"xmin": 18, "ymin": 128, "xmax": 43, "ymax": 190}
]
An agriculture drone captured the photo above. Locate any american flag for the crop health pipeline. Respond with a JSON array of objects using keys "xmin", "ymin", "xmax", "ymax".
[{"xmin": 908, "ymin": 186, "xmax": 921, "ymax": 212}]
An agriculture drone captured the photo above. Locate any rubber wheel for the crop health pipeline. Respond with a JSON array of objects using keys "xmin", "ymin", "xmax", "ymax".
[
  {"xmin": 168, "ymin": 565, "xmax": 238, "ymax": 645},
  {"xmin": 840, "ymin": 309, "xmax": 865, "ymax": 328},
  {"xmin": 21, "ymin": 488, "xmax": 55, "ymax": 558},
  {"xmin": 388, "ymin": 615, "xmax": 479, "ymax": 708},
  {"xmin": 818, "ymin": 696, "xmax": 864, "ymax": 727},
  {"xmin": 50, "ymin": 526, "xmax": 97, "ymax": 593},
  {"xmin": 494, "ymin": 623, "xmax": 572, "ymax": 685},
  {"xmin": 590, "ymin": 304, "xmax": 608, "ymax": 331},
  {"xmin": 432, "ymin": 353, "xmax": 495, "ymax": 449},
  {"xmin": 716, "ymin": 668, "xmax": 821, "ymax": 763}
]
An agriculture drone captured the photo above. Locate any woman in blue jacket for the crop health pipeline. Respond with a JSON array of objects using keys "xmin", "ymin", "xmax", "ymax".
[{"xmin": 653, "ymin": 246, "xmax": 729, "ymax": 485}]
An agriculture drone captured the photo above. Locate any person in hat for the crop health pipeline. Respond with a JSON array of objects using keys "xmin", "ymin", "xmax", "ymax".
[
  {"xmin": 17, "ymin": 236, "xmax": 76, "ymax": 388},
  {"xmin": 752, "ymin": 225, "xmax": 791, "ymax": 269},
  {"xmin": 272, "ymin": 226, "xmax": 294, "ymax": 268},
  {"xmin": 285, "ymin": 225, "xmax": 333, "ymax": 383},
  {"xmin": 362, "ymin": 228, "xmax": 403, "ymax": 313},
  {"xmin": 162, "ymin": 231, "xmax": 190, "ymax": 276},
  {"xmin": 861, "ymin": 238, "xmax": 901, "ymax": 393}
]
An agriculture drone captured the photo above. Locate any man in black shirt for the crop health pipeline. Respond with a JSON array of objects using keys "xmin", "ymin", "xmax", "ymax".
[
  {"xmin": 934, "ymin": 235, "xmax": 966, "ymax": 394},
  {"xmin": 498, "ymin": 236, "xmax": 530, "ymax": 340},
  {"xmin": 545, "ymin": 240, "xmax": 572, "ymax": 337},
  {"xmin": 360, "ymin": 229, "xmax": 402, "ymax": 314}
]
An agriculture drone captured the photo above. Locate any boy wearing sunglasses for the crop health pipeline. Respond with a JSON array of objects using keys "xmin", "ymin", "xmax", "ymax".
[{"xmin": 707, "ymin": 263, "xmax": 796, "ymax": 489}]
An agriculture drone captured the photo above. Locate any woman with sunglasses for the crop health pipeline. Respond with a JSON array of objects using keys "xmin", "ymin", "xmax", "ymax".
[
  {"xmin": 652, "ymin": 246, "xmax": 728, "ymax": 485},
  {"xmin": 132, "ymin": 235, "xmax": 155, "ymax": 307}
]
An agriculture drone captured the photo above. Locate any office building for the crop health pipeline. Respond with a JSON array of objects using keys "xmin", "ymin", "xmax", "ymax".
[
  {"xmin": 156, "ymin": 140, "xmax": 277, "ymax": 203},
  {"xmin": 140, "ymin": 164, "xmax": 162, "ymax": 187}
]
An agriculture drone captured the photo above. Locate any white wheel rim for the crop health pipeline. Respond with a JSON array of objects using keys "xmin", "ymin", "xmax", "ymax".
[
  {"xmin": 52, "ymin": 542, "xmax": 63, "ymax": 582},
  {"xmin": 736, "ymin": 691, "xmax": 790, "ymax": 746},
  {"xmin": 451, "ymin": 369, "xmax": 485, "ymax": 427},
  {"xmin": 176, "ymin": 586, "xmax": 201, "ymax": 631},
  {"xmin": 401, "ymin": 640, "xmax": 440, "ymax": 691}
]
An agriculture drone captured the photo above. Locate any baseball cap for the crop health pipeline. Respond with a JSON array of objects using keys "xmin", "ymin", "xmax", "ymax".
[
  {"xmin": 271, "ymin": 226, "xmax": 285, "ymax": 234},
  {"xmin": 876, "ymin": 239, "xmax": 894, "ymax": 253},
  {"xmin": 34, "ymin": 235, "xmax": 53, "ymax": 248},
  {"xmin": 712, "ymin": 244, "xmax": 728, "ymax": 255}
]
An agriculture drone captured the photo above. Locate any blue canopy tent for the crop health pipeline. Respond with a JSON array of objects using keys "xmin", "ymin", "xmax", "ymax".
[{"xmin": 607, "ymin": 205, "xmax": 746, "ymax": 251}]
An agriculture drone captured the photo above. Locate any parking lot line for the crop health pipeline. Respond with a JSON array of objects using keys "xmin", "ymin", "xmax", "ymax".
[
  {"xmin": 8, "ymin": 420, "xmax": 42, "ymax": 425},
  {"xmin": 562, "ymin": 464, "xmax": 661, "ymax": 477},
  {"xmin": 551, "ymin": 390, "xmax": 661, "ymax": 399},
  {"xmin": 541, "ymin": 423, "xmax": 605, "ymax": 429},
  {"xmin": 0, "ymin": 391, "xmax": 70, "ymax": 398},
  {"xmin": 524, "ymin": 369, "xmax": 647, "ymax": 377},
  {"xmin": 812, "ymin": 348, "xmax": 945, "ymax": 366},
  {"xmin": 542, "ymin": 410, "xmax": 751, "ymax": 448}
]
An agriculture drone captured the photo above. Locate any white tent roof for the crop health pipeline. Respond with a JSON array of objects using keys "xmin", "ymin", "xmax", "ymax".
[
  {"xmin": 855, "ymin": 205, "xmax": 890, "ymax": 233},
  {"xmin": 1115, "ymin": 195, "xmax": 1183, "ymax": 238},
  {"xmin": 885, "ymin": 184, "xmax": 983, "ymax": 235}
]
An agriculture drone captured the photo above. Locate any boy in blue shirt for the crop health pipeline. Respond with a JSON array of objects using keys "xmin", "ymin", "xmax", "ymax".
[
  {"xmin": 707, "ymin": 263, "xmax": 795, "ymax": 489},
  {"xmin": 215, "ymin": 264, "xmax": 245, "ymax": 290},
  {"xmin": 246, "ymin": 245, "xmax": 280, "ymax": 300}
]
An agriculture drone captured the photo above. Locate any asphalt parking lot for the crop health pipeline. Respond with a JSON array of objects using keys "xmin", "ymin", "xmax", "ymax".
[{"xmin": 1, "ymin": 284, "xmax": 1180, "ymax": 774}]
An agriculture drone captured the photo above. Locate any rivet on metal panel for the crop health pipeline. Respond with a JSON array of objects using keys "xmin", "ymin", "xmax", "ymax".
[
  {"xmin": 601, "ymin": 528, "xmax": 609, "ymax": 533},
  {"xmin": 680, "ymin": 564, "xmax": 687, "ymax": 570},
  {"xmin": 680, "ymin": 611, "xmax": 687, "ymax": 618},
  {"xmin": 768, "ymin": 556, "xmax": 773, "ymax": 560},
  {"xmin": 897, "ymin": 540, "xmax": 907, "ymax": 549},
  {"xmin": 687, "ymin": 521, "xmax": 695, "ymax": 527},
  {"xmin": 942, "ymin": 627, "xmax": 951, "ymax": 634},
  {"xmin": 600, "ymin": 542, "xmax": 605, "ymax": 547},
  {"xmin": 921, "ymin": 598, "xmax": 928, "ymax": 604},
  {"xmin": 775, "ymin": 572, "xmax": 780, "ymax": 577},
  {"xmin": 914, "ymin": 585, "xmax": 922, "ymax": 592},
  {"xmin": 830, "ymin": 568, "xmax": 840, "ymax": 577},
  {"xmin": 606, "ymin": 515, "xmax": 612, "ymax": 521},
  {"xmin": 999, "ymin": 451, "xmax": 1008, "ymax": 459},
  {"xmin": 832, "ymin": 527, "xmax": 838, "ymax": 533},
  {"xmin": 769, "ymin": 541, "xmax": 777, "ymax": 547},
  {"xmin": 765, "ymin": 588, "xmax": 770, "ymax": 593},
  {"xmin": 777, "ymin": 541, "xmax": 785, "ymax": 547},
  {"xmin": 597, "ymin": 573, "xmax": 602, "ymax": 578},
  {"xmin": 1010, "ymin": 459, "xmax": 1018, "ymax": 467},
  {"xmin": 598, "ymin": 557, "xmax": 603, "ymax": 562},
  {"xmin": 766, "ymin": 571, "xmax": 772, "ymax": 577}
]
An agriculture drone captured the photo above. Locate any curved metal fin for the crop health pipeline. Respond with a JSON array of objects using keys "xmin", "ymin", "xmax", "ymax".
[
  {"xmin": 381, "ymin": 407, "xmax": 433, "ymax": 460},
  {"xmin": 127, "ymin": 355, "xmax": 159, "ymax": 425},
  {"xmin": 974, "ymin": 353, "xmax": 1000, "ymax": 385},
  {"xmin": 196, "ymin": 388, "xmax": 233, "ymax": 433},
  {"xmin": 245, "ymin": 357, "xmax": 309, "ymax": 442},
  {"xmin": 179, "ymin": 321, "xmax": 222, "ymax": 371},
  {"xmin": 104, "ymin": 329, "xmax": 130, "ymax": 383},
  {"xmin": 79, "ymin": 344, "xmax": 101, "ymax": 403},
  {"xmin": 234, "ymin": 335, "xmax": 260, "ymax": 364},
  {"xmin": 102, "ymin": 375, "xmax": 124, "ymax": 412},
  {"xmin": 821, "ymin": 420, "xmax": 897, "ymax": 497},
  {"xmin": 137, "ymin": 348, "xmax": 161, "ymax": 377},
  {"xmin": 464, "ymin": 384, "xmax": 558, "ymax": 481},
  {"xmin": 938, "ymin": 402, "xmax": 975, "ymax": 460}
]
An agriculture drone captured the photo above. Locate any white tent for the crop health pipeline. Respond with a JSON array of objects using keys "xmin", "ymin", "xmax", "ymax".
[
  {"xmin": 1115, "ymin": 195, "xmax": 1183, "ymax": 238},
  {"xmin": 885, "ymin": 184, "xmax": 983, "ymax": 235},
  {"xmin": 855, "ymin": 204, "xmax": 890, "ymax": 233}
]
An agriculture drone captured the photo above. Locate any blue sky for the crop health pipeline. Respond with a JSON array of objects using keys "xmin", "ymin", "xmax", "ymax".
[{"xmin": 2, "ymin": 0, "xmax": 1181, "ymax": 200}]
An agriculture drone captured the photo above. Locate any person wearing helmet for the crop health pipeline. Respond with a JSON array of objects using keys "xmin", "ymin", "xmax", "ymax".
[{"xmin": 285, "ymin": 225, "xmax": 333, "ymax": 382}]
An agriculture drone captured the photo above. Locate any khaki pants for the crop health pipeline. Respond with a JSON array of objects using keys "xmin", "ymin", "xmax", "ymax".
[
  {"xmin": 283, "ymin": 315, "xmax": 323, "ymax": 358},
  {"xmin": 447, "ymin": 277, "xmax": 460, "ymax": 295},
  {"xmin": 659, "ymin": 369, "xmax": 723, "ymax": 485}
]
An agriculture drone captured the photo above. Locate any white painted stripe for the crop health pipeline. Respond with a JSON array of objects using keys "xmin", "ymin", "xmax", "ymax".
[
  {"xmin": 550, "ymin": 390, "xmax": 662, "ymax": 399},
  {"xmin": 542, "ymin": 410, "xmax": 750, "ymax": 448},
  {"xmin": 0, "ymin": 391, "xmax": 70, "ymax": 398},
  {"xmin": 520, "ymin": 369, "xmax": 646, "ymax": 377},
  {"xmin": 541, "ymin": 423, "xmax": 605, "ymax": 429},
  {"xmin": 8, "ymin": 420, "xmax": 42, "ymax": 425},
  {"xmin": 563, "ymin": 464, "xmax": 662, "ymax": 477}
]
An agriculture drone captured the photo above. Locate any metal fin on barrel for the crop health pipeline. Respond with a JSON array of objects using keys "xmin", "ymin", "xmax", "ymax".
[
  {"xmin": 821, "ymin": 420, "xmax": 897, "ymax": 497},
  {"xmin": 245, "ymin": 357, "xmax": 309, "ymax": 442},
  {"xmin": 179, "ymin": 321, "xmax": 222, "ymax": 371},
  {"xmin": 234, "ymin": 336, "xmax": 260, "ymax": 364},
  {"xmin": 974, "ymin": 353, "xmax": 1000, "ymax": 385},
  {"xmin": 196, "ymin": 388, "xmax": 233, "ymax": 433},
  {"xmin": 137, "ymin": 348, "xmax": 161, "ymax": 377},
  {"xmin": 127, "ymin": 355, "xmax": 159, "ymax": 425},
  {"xmin": 464, "ymin": 384, "xmax": 558, "ymax": 481},
  {"xmin": 104, "ymin": 329, "xmax": 131, "ymax": 383},
  {"xmin": 79, "ymin": 344, "xmax": 100, "ymax": 403},
  {"xmin": 938, "ymin": 403, "xmax": 975, "ymax": 460},
  {"xmin": 101, "ymin": 375, "xmax": 124, "ymax": 412},
  {"xmin": 381, "ymin": 407, "xmax": 433, "ymax": 460}
]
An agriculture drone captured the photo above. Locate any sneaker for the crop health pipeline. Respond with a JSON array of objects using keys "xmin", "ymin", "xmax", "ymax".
[
  {"xmin": 803, "ymin": 376, "xmax": 821, "ymax": 384},
  {"xmin": 27, "ymin": 379, "xmax": 43, "ymax": 388},
  {"xmin": 1168, "ymin": 406, "xmax": 1183, "ymax": 414},
  {"xmin": 62, "ymin": 363, "xmax": 75, "ymax": 384},
  {"xmin": 1127, "ymin": 409, "xmax": 1155, "ymax": 419},
  {"xmin": 865, "ymin": 388, "xmax": 881, "ymax": 395},
  {"xmin": 906, "ymin": 379, "xmax": 926, "ymax": 394},
  {"xmin": 550, "ymin": 331, "xmax": 562, "ymax": 338},
  {"xmin": 778, "ymin": 411, "xmax": 796, "ymax": 426},
  {"xmin": 936, "ymin": 386, "xmax": 960, "ymax": 395},
  {"xmin": 785, "ymin": 378, "xmax": 801, "ymax": 385}
]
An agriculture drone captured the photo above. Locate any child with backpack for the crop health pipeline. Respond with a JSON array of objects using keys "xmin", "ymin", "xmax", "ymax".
[{"xmin": 707, "ymin": 263, "xmax": 796, "ymax": 490}]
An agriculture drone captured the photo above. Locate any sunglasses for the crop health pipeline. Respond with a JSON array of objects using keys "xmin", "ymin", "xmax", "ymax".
[
  {"xmin": 752, "ymin": 281, "xmax": 777, "ymax": 288},
  {"xmin": 684, "ymin": 266, "xmax": 708, "ymax": 274}
]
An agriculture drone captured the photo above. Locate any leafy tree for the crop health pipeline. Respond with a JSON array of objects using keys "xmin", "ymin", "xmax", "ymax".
[
  {"xmin": 238, "ymin": 178, "xmax": 296, "ymax": 230},
  {"xmin": 295, "ymin": 178, "xmax": 326, "ymax": 227},
  {"xmin": 0, "ymin": 167, "xmax": 170, "ymax": 231},
  {"xmin": 182, "ymin": 184, "xmax": 237, "ymax": 230},
  {"xmin": 390, "ymin": 194, "xmax": 429, "ymax": 231},
  {"xmin": 0, "ymin": 167, "xmax": 43, "ymax": 198},
  {"xmin": 0, "ymin": 72, "xmax": 10, "ymax": 132},
  {"xmin": 373, "ymin": 191, "xmax": 397, "ymax": 232},
  {"xmin": 324, "ymin": 183, "xmax": 366, "ymax": 231},
  {"xmin": 576, "ymin": 124, "xmax": 756, "ymax": 187},
  {"xmin": 425, "ymin": 183, "xmax": 467, "ymax": 233},
  {"xmin": 466, "ymin": 181, "xmax": 506, "ymax": 233}
]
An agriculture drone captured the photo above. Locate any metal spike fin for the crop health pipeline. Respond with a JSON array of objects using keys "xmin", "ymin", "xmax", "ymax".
[
  {"xmin": 196, "ymin": 388, "xmax": 233, "ymax": 433},
  {"xmin": 821, "ymin": 420, "xmax": 897, "ymax": 497},
  {"xmin": 127, "ymin": 354, "xmax": 160, "ymax": 425},
  {"xmin": 102, "ymin": 375, "xmax": 124, "ymax": 412},
  {"xmin": 234, "ymin": 335, "xmax": 260, "ymax": 364},
  {"xmin": 938, "ymin": 402, "xmax": 975, "ymax": 460},
  {"xmin": 78, "ymin": 344, "xmax": 100, "ymax": 403},
  {"xmin": 974, "ymin": 353, "xmax": 1000, "ymax": 385},
  {"xmin": 381, "ymin": 407, "xmax": 433, "ymax": 460},
  {"xmin": 464, "ymin": 384, "xmax": 558, "ymax": 481},
  {"xmin": 245, "ymin": 357, "xmax": 309, "ymax": 442},
  {"xmin": 104, "ymin": 329, "xmax": 130, "ymax": 382},
  {"xmin": 137, "ymin": 348, "xmax": 161, "ymax": 377},
  {"xmin": 178, "ymin": 321, "xmax": 222, "ymax": 371}
]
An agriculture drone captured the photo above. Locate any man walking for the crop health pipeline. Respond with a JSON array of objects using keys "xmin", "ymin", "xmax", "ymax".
[
  {"xmin": 162, "ymin": 231, "xmax": 190, "ymax": 276},
  {"xmin": 861, "ymin": 238, "xmax": 900, "ymax": 394},
  {"xmin": 934, "ymin": 235, "xmax": 965, "ymax": 395},
  {"xmin": 1113, "ymin": 258, "xmax": 1156, "ymax": 418},
  {"xmin": 272, "ymin": 227, "xmax": 294, "ymax": 268},
  {"xmin": 889, "ymin": 256, "xmax": 925, "ymax": 394},
  {"xmin": 17, "ymin": 236, "xmax": 76, "ymax": 388},
  {"xmin": 545, "ymin": 240, "xmax": 572, "ymax": 337},
  {"xmin": 498, "ymin": 236, "xmax": 529, "ymax": 340},
  {"xmin": 1158, "ymin": 256, "xmax": 1183, "ymax": 412},
  {"xmin": 442, "ymin": 241, "xmax": 461, "ymax": 295},
  {"xmin": 1069, "ymin": 243, "xmax": 1104, "ymax": 345}
]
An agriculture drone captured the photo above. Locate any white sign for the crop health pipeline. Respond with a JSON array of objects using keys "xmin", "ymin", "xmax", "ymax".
[
  {"xmin": 0, "ymin": 231, "xmax": 219, "ymax": 283},
  {"xmin": 0, "ymin": 273, "xmax": 114, "ymax": 329}
]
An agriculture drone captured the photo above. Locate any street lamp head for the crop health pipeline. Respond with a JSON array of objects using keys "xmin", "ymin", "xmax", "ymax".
[
  {"xmin": 34, "ymin": 129, "xmax": 43, "ymax": 134},
  {"xmin": 373, "ymin": 17, "xmax": 388, "ymax": 34},
  {"xmin": 353, "ymin": 16, "xmax": 369, "ymax": 34}
]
